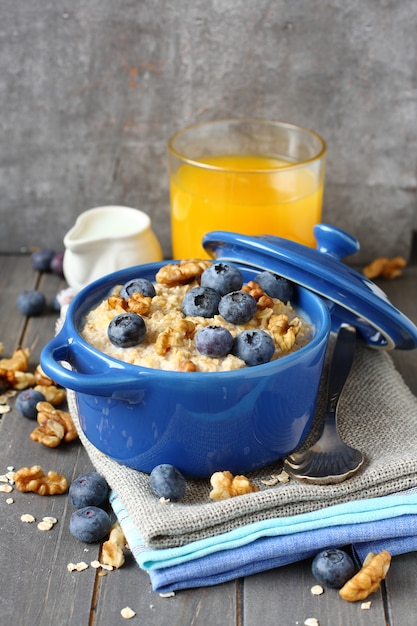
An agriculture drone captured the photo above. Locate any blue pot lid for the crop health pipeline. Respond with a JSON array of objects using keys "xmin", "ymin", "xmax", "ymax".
[{"xmin": 203, "ymin": 224, "xmax": 417, "ymax": 350}]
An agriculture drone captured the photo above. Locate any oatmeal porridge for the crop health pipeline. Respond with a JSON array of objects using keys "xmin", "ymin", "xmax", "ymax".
[{"xmin": 81, "ymin": 260, "xmax": 312, "ymax": 372}]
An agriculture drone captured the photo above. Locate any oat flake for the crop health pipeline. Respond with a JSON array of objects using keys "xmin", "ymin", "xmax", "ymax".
[
  {"xmin": 120, "ymin": 607, "xmax": 136, "ymax": 619},
  {"xmin": 21, "ymin": 513, "xmax": 35, "ymax": 523}
]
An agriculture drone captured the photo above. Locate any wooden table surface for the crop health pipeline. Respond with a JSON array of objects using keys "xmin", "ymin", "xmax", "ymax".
[{"xmin": 1, "ymin": 251, "xmax": 416, "ymax": 626}]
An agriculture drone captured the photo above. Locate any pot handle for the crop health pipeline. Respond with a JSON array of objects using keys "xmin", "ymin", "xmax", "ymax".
[{"xmin": 40, "ymin": 332, "xmax": 145, "ymax": 396}]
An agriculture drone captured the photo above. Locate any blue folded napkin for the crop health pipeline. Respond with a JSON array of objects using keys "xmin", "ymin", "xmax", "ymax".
[{"xmin": 111, "ymin": 488, "xmax": 417, "ymax": 593}]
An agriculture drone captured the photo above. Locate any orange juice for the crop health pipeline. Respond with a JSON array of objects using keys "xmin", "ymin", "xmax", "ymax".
[{"xmin": 170, "ymin": 154, "xmax": 324, "ymax": 259}]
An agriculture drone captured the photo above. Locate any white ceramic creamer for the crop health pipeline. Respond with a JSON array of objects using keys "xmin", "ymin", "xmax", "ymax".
[{"xmin": 63, "ymin": 206, "xmax": 163, "ymax": 291}]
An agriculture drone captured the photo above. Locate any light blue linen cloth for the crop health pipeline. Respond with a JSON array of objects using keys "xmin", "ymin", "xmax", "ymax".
[{"xmin": 110, "ymin": 488, "xmax": 417, "ymax": 593}]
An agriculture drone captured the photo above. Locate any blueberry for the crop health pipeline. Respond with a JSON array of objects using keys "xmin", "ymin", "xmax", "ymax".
[
  {"xmin": 254, "ymin": 271, "xmax": 294, "ymax": 302},
  {"xmin": 218, "ymin": 291, "xmax": 257, "ymax": 325},
  {"xmin": 232, "ymin": 330, "xmax": 275, "ymax": 366},
  {"xmin": 69, "ymin": 506, "xmax": 112, "ymax": 543},
  {"xmin": 16, "ymin": 290, "xmax": 47, "ymax": 316},
  {"xmin": 150, "ymin": 464, "xmax": 186, "ymax": 502},
  {"xmin": 107, "ymin": 312, "xmax": 146, "ymax": 347},
  {"xmin": 69, "ymin": 472, "xmax": 109, "ymax": 509},
  {"xmin": 50, "ymin": 252, "xmax": 64, "ymax": 276},
  {"xmin": 195, "ymin": 325, "xmax": 234, "ymax": 358},
  {"xmin": 31, "ymin": 249, "xmax": 55, "ymax": 272},
  {"xmin": 200, "ymin": 263, "xmax": 244, "ymax": 296},
  {"xmin": 311, "ymin": 548, "xmax": 356, "ymax": 589},
  {"xmin": 182, "ymin": 287, "xmax": 221, "ymax": 318},
  {"xmin": 120, "ymin": 278, "xmax": 156, "ymax": 299},
  {"xmin": 15, "ymin": 389, "xmax": 46, "ymax": 420}
]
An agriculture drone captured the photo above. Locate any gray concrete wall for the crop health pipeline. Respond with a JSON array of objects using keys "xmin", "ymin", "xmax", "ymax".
[{"xmin": 1, "ymin": 0, "xmax": 416, "ymax": 264}]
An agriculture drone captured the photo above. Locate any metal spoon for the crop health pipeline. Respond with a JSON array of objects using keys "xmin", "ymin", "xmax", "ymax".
[{"xmin": 284, "ymin": 324, "xmax": 364, "ymax": 484}]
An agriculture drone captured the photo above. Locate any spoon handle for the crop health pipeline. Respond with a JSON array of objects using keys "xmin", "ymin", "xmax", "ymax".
[{"xmin": 327, "ymin": 324, "xmax": 357, "ymax": 414}]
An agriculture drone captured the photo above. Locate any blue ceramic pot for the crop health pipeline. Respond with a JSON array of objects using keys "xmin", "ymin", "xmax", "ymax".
[{"xmin": 40, "ymin": 261, "xmax": 331, "ymax": 477}]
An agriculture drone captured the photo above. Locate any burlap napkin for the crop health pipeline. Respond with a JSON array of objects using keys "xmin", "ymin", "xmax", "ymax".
[{"xmin": 67, "ymin": 338, "xmax": 417, "ymax": 549}]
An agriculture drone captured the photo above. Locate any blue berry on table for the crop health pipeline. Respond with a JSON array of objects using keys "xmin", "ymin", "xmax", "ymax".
[
  {"xmin": 218, "ymin": 291, "xmax": 257, "ymax": 325},
  {"xmin": 107, "ymin": 312, "xmax": 146, "ymax": 347},
  {"xmin": 200, "ymin": 263, "xmax": 243, "ymax": 296},
  {"xmin": 254, "ymin": 271, "xmax": 294, "ymax": 302},
  {"xmin": 15, "ymin": 389, "xmax": 46, "ymax": 420},
  {"xmin": 69, "ymin": 506, "xmax": 112, "ymax": 543},
  {"xmin": 120, "ymin": 278, "xmax": 156, "ymax": 299},
  {"xmin": 30, "ymin": 249, "xmax": 55, "ymax": 272},
  {"xmin": 16, "ymin": 290, "xmax": 47, "ymax": 316},
  {"xmin": 50, "ymin": 252, "xmax": 64, "ymax": 276},
  {"xmin": 182, "ymin": 286, "xmax": 221, "ymax": 318},
  {"xmin": 195, "ymin": 325, "xmax": 234, "ymax": 358},
  {"xmin": 311, "ymin": 548, "xmax": 356, "ymax": 589},
  {"xmin": 232, "ymin": 330, "xmax": 275, "ymax": 366},
  {"xmin": 69, "ymin": 472, "xmax": 109, "ymax": 509},
  {"xmin": 150, "ymin": 464, "xmax": 186, "ymax": 502}
]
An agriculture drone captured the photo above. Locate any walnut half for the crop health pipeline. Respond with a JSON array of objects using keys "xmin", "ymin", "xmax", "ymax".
[
  {"xmin": 339, "ymin": 550, "xmax": 391, "ymax": 602},
  {"xmin": 209, "ymin": 470, "xmax": 259, "ymax": 500},
  {"xmin": 14, "ymin": 465, "xmax": 69, "ymax": 496}
]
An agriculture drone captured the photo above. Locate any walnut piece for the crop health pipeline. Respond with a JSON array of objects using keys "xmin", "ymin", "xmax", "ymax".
[
  {"xmin": 126, "ymin": 292, "xmax": 152, "ymax": 316},
  {"xmin": 34, "ymin": 384, "xmax": 66, "ymax": 406},
  {"xmin": 363, "ymin": 256, "xmax": 407, "ymax": 280},
  {"xmin": 241, "ymin": 281, "xmax": 274, "ymax": 309},
  {"xmin": 0, "ymin": 347, "xmax": 30, "ymax": 372},
  {"xmin": 14, "ymin": 465, "xmax": 69, "ymax": 495},
  {"xmin": 155, "ymin": 319, "xmax": 196, "ymax": 356},
  {"xmin": 102, "ymin": 522, "xmax": 126, "ymax": 569},
  {"xmin": 155, "ymin": 259, "xmax": 212, "ymax": 286},
  {"xmin": 34, "ymin": 363, "xmax": 54, "ymax": 386},
  {"xmin": 268, "ymin": 314, "xmax": 301, "ymax": 351},
  {"xmin": 178, "ymin": 358, "xmax": 197, "ymax": 372},
  {"xmin": 0, "ymin": 369, "xmax": 36, "ymax": 390},
  {"xmin": 209, "ymin": 470, "xmax": 259, "ymax": 500},
  {"xmin": 35, "ymin": 401, "xmax": 78, "ymax": 443},
  {"xmin": 339, "ymin": 550, "xmax": 391, "ymax": 602}
]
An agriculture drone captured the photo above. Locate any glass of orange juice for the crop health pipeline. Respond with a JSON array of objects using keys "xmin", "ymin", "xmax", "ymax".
[{"xmin": 168, "ymin": 119, "xmax": 326, "ymax": 259}]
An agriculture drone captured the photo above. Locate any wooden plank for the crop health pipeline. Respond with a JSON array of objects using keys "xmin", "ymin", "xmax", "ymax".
[
  {"xmin": 242, "ymin": 558, "xmax": 386, "ymax": 626},
  {"xmin": 0, "ymin": 259, "xmax": 100, "ymax": 626},
  {"xmin": 94, "ymin": 569, "xmax": 239, "ymax": 625}
]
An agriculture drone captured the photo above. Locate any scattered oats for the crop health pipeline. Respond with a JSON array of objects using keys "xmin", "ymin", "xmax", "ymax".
[
  {"xmin": 77, "ymin": 561, "xmax": 89, "ymax": 571},
  {"xmin": 42, "ymin": 516, "xmax": 58, "ymax": 524},
  {"xmin": 273, "ymin": 470, "xmax": 290, "ymax": 483},
  {"xmin": 361, "ymin": 601, "xmax": 372, "ymax": 610},
  {"xmin": 159, "ymin": 496, "xmax": 171, "ymax": 504},
  {"xmin": 0, "ymin": 483, "xmax": 13, "ymax": 493},
  {"xmin": 0, "ymin": 474, "xmax": 9, "ymax": 482},
  {"xmin": 0, "ymin": 405, "xmax": 11, "ymax": 414},
  {"xmin": 98, "ymin": 570, "xmax": 108, "ymax": 577},
  {"xmin": 6, "ymin": 471, "xmax": 15, "ymax": 482},
  {"xmin": 304, "ymin": 619, "xmax": 319, "ymax": 626},
  {"xmin": 159, "ymin": 591, "xmax": 175, "ymax": 598},
  {"xmin": 67, "ymin": 561, "xmax": 89, "ymax": 572},
  {"xmin": 120, "ymin": 607, "xmax": 136, "ymax": 619},
  {"xmin": 6, "ymin": 391, "xmax": 16, "ymax": 398},
  {"xmin": 6, "ymin": 497, "xmax": 14, "ymax": 504},
  {"xmin": 37, "ymin": 520, "xmax": 54, "ymax": 531},
  {"xmin": 101, "ymin": 563, "xmax": 113, "ymax": 571},
  {"xmin": 311, "ymin": 585, "xmax": 324, "ymax": 595},
  {"xmin": 21, "ymin": 513, "xmax": 35, "ymax": 523},
  {"xmin": 260, "ymin": 476, "xmax": 279, "ymax": 486},
  {"xmin": 91, "ymin": 560, "xmax": 101, "ymax": 569},
  {"xmin": 149, "ymin": 604, "xmax": 155, "ymax": 609},
  {"xmin": 7, "ymin": 465, "xmax": 15, "ymax": 471},
  {"xmin": 0, "ymin": 394, "xmax": 8, "ymax": 404}
]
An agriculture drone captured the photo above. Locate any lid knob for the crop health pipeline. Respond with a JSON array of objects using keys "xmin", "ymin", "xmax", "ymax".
[{"xmin": 314, "ymin": 224, "xmax": 360, "ymax": 260}]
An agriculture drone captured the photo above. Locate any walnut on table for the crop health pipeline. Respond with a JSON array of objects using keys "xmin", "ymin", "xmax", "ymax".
[
  {"xmin": 339, "ymin": 550, "xmax": 391, "ymax": 602},
  {"xmin": 30, "ymin": 401, "xmax": 78, "ymax": 447},
  {"xmin": 14, "ymin": 465, "xmax": 69, "ymax": 496},
  {"xmin": 0, "ymin": 347, "xmax": 36, "ymax": 390},
  {"xmin": 363, "ymin": 256, "xmax": 407, "ymax": 280},
  {"xmin": 102, "ymin": 522, "xmax": 127, "ymax": 569},
  {"xmin": 34, "ymin": 384, "xmax": 66, "ymax": 406}
]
